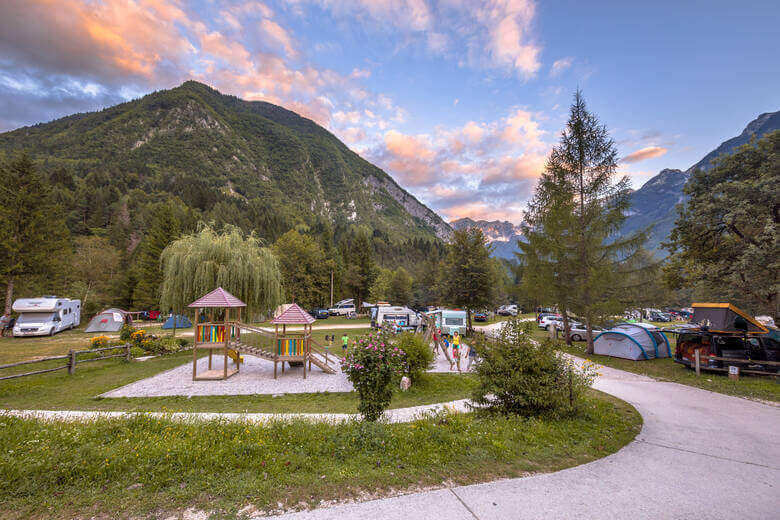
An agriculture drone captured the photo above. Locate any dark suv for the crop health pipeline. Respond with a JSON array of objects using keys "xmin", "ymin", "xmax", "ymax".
[{"xmin": 674, "ymin": 330, "xmax": 780, "ymax": 372}]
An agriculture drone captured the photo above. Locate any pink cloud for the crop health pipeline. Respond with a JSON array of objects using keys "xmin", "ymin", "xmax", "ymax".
[
  {"xmin": 621, "ymin": 146, "xmax": 668, "ymax": 163},
  {"xmin": 259, "ymin": 18, "xmax": 297, "ymax": 57}
]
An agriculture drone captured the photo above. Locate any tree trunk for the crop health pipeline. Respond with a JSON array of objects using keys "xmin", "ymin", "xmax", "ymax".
[
  {"xmin": 4, "ymin": 276, "xmax": 13, "ymax": 316},
  {"xmin": 561, "ymin": 309, "xmax": 572, "ymax": 345},
  {"xmin": 585, "ymin": 313, "xmax": 595, "ymax": 354},
  {"xmin": 467, "ymin": 308, "xmax": 473, "ymax": 333}
]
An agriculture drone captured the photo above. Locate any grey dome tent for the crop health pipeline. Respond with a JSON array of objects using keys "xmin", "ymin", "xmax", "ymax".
[
  {"xmin": 593, "ymin": 323, "xmax": 671, "ymax": 360},
  {"xmin": 85, "ymin": 308, "xmax": 132, "ymax": 333}
]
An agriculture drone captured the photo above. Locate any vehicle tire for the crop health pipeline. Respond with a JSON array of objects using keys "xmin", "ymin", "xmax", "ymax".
[
  {"xmin": 49, "ymin": 327, "xmax": 55, "ymax": 336},
  {"xmin": 571, "ymin": 334, "xmax": 582, "ymax": 342},
  {"xmin": 544, "ymin": 325, "xmax": 550, "ymax": 331}
]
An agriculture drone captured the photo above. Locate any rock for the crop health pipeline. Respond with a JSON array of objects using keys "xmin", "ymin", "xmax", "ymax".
[{"xmin": 400, "ymin": 376, "xmax": 411, "ymax": 391}]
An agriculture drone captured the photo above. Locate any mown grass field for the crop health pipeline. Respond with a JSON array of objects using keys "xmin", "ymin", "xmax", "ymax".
[{"xmin": 0, "ymin": 390, "xmax": 641, "ymax": 519}]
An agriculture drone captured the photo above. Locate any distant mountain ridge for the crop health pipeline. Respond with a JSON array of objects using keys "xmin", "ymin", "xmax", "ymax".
[
  {"xmin": 451, "ymin": 217, "xmax": 522, "ymax": 259},
  {"xmin": 621, "ymin": 110, "xmax": 780, "ymax": 254}
]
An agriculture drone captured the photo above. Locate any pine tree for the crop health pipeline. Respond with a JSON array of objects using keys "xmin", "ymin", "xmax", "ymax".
[
  {"xmin": 0, "ymin": 155, "xmax": 71, "ymax": 313},
  {"xmin": 343, "ymin": 228, "xmax": 376, "ymax": 306},
  {"xmin": 132, "ymin": 202, "xmax": 182, "ymax": 310},
  {"xmin": 442, "ymin": 228, "xmax": 497, "ymax": 330},
  {"xmin": 520, "ymin": 91, "xmax": 646, "ymax": 352}
]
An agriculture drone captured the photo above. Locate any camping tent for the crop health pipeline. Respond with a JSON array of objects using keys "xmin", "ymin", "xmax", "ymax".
[
  {"xmin": 691, "ymin": 303, "xmax": 768, "ymax": 334},
  {"xmin": 162, "ymin": 314, "xmax": 192, "ymax": 329},
  {"xmin": 85, "ymin": 308, "xmax": 132, "ymax": 333},
  {"xmin": 593, "ymin": 323, "xmax": 671, "ymax": 360}
]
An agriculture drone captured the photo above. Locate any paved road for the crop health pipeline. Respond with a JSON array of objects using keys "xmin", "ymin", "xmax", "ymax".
[{"xmin": 267, "ymin": 361, "xmax": 780, "ymax": 519}]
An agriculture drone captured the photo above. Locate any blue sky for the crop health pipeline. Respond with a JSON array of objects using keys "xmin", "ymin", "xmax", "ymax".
[{"xmin": 0, "ymin": 0, "xmax": 777, "ymax": 223}]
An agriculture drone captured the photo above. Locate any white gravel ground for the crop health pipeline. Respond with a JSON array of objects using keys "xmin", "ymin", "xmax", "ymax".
[{"xmin": 100, "ymin": 354, "xmax": 354, "ymax": 398}]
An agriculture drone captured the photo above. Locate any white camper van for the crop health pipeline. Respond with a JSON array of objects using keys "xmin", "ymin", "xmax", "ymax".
[
  {"xmin": 328, "ymin": 299, "xmax": 356, "ymax": 316},
  {"xmin": 11, "ymin": 296, "xmax": 81, "ymax": 337},
  {"xmin": 374, "ymin": 306, "xmax": 420, "ymax": 330}
]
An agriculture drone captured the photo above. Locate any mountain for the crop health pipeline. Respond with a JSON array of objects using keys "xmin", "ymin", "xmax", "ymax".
[
  {"xmin": 622, "ymin": 111, "xmax": 780, "ymax": 254},
  {"xmin": 451, "ymin": 217, "xmax": 522, "ymax": 259},
  {"xmin": 0, "ymin": 81, "xmax": 451, "ymax": 246}
]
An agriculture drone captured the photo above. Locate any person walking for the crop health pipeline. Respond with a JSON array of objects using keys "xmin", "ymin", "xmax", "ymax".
[
  {"xmin": 466, "ymin": 342, "xmax": 477, "ymax": 371},
  {"xmin": 0, "ymin": 313, "xmax": 10, "ymax": 337},
  {"xmin": 442, "ymin": 335, "xmax": 451, "ymax": 369},
  {"xmin": 341, "ymin": 333, "xmax": 349, "ymax": 354},
  {"xmin": 432, "ymin": 328, "xmax": 440, "ymax": 353},
  {"xmin": 452, "ymin": 331, "xmax": 462, "ymax": 372}
]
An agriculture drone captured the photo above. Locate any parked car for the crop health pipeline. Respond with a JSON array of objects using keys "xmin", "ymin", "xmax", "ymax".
[
  {"xmin": 328, "ymin": 299, "xmax": 356, "ymax": 316},
  {"xmin": 561, "ymin": 324, "xmax": 603, "ymax": 342},
  {"xmin": 473, "ymin": 311, "xmax": 489, "ymax": 322},
  {"xmin": 497, "ymin": 304, "xmax": 518, "ymax": 316},
  {"xmin": 308, "ymin": 308, "xmax": 329, "ymax": 319},
  {"xmin": 538, "ymin": 314, "xmax": 563, "ymax": 330}
]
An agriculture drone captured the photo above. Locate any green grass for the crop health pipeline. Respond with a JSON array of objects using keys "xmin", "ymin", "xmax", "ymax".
[
  {"xmin": 0, "ymin": 390, "xmax": 640, "ymax": 519},
  {"xmin": 0, "ymin": 350, "xmax": 476, "ymax": 413},
  {"xmin": 547, "ymin": 331, "xmax": 780, "ymax": 403}
]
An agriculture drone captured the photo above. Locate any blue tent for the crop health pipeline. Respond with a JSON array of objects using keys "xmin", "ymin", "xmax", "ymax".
[{"xmin": 161, "ymin": 314, "xmax": 192, "ymax": 329}]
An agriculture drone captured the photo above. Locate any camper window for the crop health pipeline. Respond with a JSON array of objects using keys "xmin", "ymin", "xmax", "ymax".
[
  {"xmin": 445, "ymin": 317, "xmax": 463, "ymax": 326},
  {"xmin": 17, "ymin": 313, "xmax": 54, "ymax": 324}
]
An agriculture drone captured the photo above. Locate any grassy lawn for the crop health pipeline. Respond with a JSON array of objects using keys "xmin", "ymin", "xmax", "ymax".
[
  {"xmin": 0, "ymin": 350, "xmax": 476, "ymax": 413},
  {"xmin": 545, "ymin": 331, "xmax": 780, "ymax": 403},
  {"xmin": 0, "ymin": 389, "xmax": 640, "ymax": 519}
]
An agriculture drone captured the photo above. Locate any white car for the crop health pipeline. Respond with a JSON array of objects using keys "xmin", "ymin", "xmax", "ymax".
[
  {"xmin": 538, "ymin": 314, "xmax": 563, "ymax": 330},
  {"xmin": 497, "ymin": 304, "xmax": 518, "ymax": 316}
]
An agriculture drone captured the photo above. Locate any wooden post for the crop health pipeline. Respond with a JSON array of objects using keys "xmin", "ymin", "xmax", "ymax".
[
  {"xmin": 68, "ymin": 349, "xmax": 76, "ymax": 375},
  {"xmin": 728, "ymin": 365, "xmax": 740, "ymax": 381},
  {"xmin": 125, "ymin": 343, "xmax": 131, "ymax": 362},
  {"xmin": 208, "ymin": 350, "xmax": 212, "ymax": 370},
  {"xmin": 694, "ymin": 349, "xmax": 701, "ymax": 376},
  {"xmin": 192, "ymin": 345, "xmax": 197, "ymax": 380}
]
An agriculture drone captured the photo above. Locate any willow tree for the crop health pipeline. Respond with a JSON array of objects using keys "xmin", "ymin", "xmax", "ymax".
[{"xmin": 159, "ymin": 224, "xmax": 284, "ymax": 319}]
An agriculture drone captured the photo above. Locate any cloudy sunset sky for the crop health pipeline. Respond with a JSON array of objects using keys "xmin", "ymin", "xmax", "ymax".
[{"xmin": 1, "ymin": 0, "xmax": 778, "ymax": 224}]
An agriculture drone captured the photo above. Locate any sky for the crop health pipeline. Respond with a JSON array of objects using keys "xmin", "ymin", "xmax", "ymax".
[{"xmin": 0, "ymin": 1, "xmax": 778, "ymax": 225}]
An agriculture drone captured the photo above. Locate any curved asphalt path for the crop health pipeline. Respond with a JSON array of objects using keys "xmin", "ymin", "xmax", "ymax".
[{"xmin": 267, "ymin": 335, "xmax": 780, "ymax": 519}]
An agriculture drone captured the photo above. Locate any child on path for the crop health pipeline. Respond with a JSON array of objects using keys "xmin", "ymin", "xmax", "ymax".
[
  {"xmin": 341, "ymin": 333, "xmax": 349, "ymax": 354},
  {"xmin": 451, "ymin": 331, "xmax": 461, "ymax": 372},
  {"xmin": 442, "ymin": 335, "xmax": 451, "ymax": 367}
]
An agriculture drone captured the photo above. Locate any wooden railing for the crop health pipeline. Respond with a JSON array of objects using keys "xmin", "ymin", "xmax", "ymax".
[
  {"xmin": 0, "ymin": 344, "xmax": 132, "ymax": 381},
  {"xmin": 693, "ymin": 350, "xmax": 780, "ymax": 378}
]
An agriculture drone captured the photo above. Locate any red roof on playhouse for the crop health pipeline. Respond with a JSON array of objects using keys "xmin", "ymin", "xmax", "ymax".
[
  {"xmin": 188, "ymin": 287, "xmax": 246, "ymax": 308},
  {"xmin": 271, "ymin": 303, "xmax": 315, "ymax": 325}
]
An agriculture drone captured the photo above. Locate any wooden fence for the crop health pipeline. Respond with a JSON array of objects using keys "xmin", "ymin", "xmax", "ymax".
[
  {"xmin": 0, "ymin": 344, "xmax": 131, "ymax": 381},
  {"xmin": 693, "ymin": 350, "xmax": 780, "ymax": 379}
]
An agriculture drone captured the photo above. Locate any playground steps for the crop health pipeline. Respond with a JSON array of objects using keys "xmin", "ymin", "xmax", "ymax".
[{"xmin": 309, "ymin": 352, "xmax": 337, "ymax": 374}]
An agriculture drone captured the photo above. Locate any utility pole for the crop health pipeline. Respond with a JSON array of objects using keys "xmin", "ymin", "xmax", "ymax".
[{"xmin": 330, "ymin": 270, "xmax": 334, "ymax": 307}]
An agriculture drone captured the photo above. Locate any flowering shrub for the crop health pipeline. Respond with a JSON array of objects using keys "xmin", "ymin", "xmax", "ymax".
[
  {"xmin": 90, "ymin": 336, "xmax": 110, "ymax": 349},
  {"xmin": 341, "ymin": 330, "xmax": 407, "ymax": 421},
  {"xmin": 471, "ymin": 318, "xmax": 596, "ymax": 416},
  {"xmin": 119, "ymin": 323, "xmax": 136, "ymax": 341}
]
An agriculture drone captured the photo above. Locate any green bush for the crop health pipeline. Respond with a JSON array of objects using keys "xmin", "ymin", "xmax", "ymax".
[
  {"xmin": 140, "ymin": 336, "xmax": 189, "ymax": 356},
  {"xmin": 341, "ymin": 329, "xmax": 407, "ymax": 421},
  {"xmin": 471, "ymin": 319, "xmax": 594, "ymax": 416},
  {"xmin": 395, "ymin": 332, "xmax": 434, "ymax": 382},
  {"xmin": 129, "ymin": 346, "xmax": 146, "ymax": 358}
]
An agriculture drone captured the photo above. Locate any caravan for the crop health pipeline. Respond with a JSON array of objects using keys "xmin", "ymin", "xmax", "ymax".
[
  {"xmin": 428, "ymin": 309, "xmax": 467, "ymax": 336},
  {"xmin": 11, "ymin": 296, "xmax": 81, "ymax": 337},
  {"xmin": 373, "ymin": 306, "xmax": 421, "ymax": 330}
]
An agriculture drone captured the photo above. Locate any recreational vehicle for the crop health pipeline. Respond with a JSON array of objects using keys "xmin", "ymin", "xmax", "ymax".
[
  {"xmin": 373, "ymin": 306, "xmax": 420, "ymax": 330},
  {"xmin": 11, "ymin": 296, "xmax": 81, "ymax": 337},
  {"xmin": 428, "ymin": 309, "xmax": 467, "ymax": 336},
  {"xmin": 328, "ymin": 299, "xmax": 356, "ymax": 316}
]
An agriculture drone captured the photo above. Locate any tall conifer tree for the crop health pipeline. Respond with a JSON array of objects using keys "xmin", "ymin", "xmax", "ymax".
[{"xmin": 0, "ymin": 155, "xmax": 71, "ymax": 313}]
